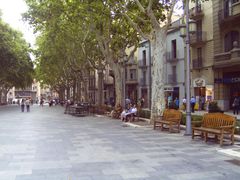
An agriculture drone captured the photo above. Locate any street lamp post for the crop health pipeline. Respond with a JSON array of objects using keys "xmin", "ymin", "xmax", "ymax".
[{"xmin": 180, "ymin": 0, "xmax": 196, "ymax": 135}]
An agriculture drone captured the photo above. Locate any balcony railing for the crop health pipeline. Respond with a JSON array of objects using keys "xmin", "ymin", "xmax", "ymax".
[
  {"xmin": 218, "ymin": 2, "xmax": 240, "ymax": 25},
  {"xmin": 189, "ymin": 4, "xmax": 204, "ymax": 20},
  {"xmin": 192, "ymin": 58, "xmax": 203, "ymax": 69},
  {"xmin": 126, "ymin": 77, "xmax": 138, "ymax": 84},
  {"xmin": 214, "ymin": 48, "xmax": 240, "ymax": 68},
  {"xmin": 214, "ymin": 52, "xmax": 231, "ymax": 62},
  {"xmin": 168, "ymin": 74, "xmax": 177, "ymax": 84},
  {"xmin": 138, "ymin": 60, "xmax": 148, "ymax": 68},
  {"xmin": 166, "ymin": 51, "xmax": 179, "ymax": 62},
  {"xmin": 190, "ymin": 31, "xmax": 207, "ymax": 46}
]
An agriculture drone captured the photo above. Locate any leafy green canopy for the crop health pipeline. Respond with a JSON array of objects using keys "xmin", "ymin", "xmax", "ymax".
[{"xmin": 0, "ymin": 16, "xmax": 34, "ymax": 89}]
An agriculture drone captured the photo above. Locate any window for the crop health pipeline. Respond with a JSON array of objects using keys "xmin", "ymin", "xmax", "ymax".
[
  {"xmin": 171, "ymin": 39, "xmax": 177, "ymax": 58},
  {"xmin": 197, "ymin": 48, "xmax": 202, "ymax": 60},
  {"xmin": 142, "ymin": 50, "xmax": 146, "ymax": 65},
  {"xmin": 130, "ymin": 69, "xmax": 137, "ymax": 80},
  {"xmin": 224, "ymin": 31, "xmax": 239, "ymax": 52},
  {"xmin": 196, "ymin": 20, "xmax": 202, "ymax": 41},
  {"xmin": 172, "ymin": 66, "xmax": 177, "ymax": 82},
  {"xmin": 232, "ymin": 0, "xmax": 239, "ymax": 4},
  {"xmin": 143, "ymin": 71, "xmax": 146, "ymax": 85}
]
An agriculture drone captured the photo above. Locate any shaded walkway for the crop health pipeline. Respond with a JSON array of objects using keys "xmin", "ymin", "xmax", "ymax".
[{"xmin": 0, "ymin": 105, "xmax": 240, "ymax": 180}]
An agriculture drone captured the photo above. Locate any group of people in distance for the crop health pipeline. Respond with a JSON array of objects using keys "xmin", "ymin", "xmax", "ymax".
[{"xmin": 20, "ymin": 98, "xmax": 31, "ymax": 112}]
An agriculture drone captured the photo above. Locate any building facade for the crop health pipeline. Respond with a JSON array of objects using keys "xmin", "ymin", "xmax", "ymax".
[
  {"xmin": 188, "ymin": 0, "xmax": 214, "ymax": 109},
  {"xmin": 138, "ymin": 40, "xmax": 152, "ymax": 108},
  {"xmin": 165, "ymin": 19, "xmax": 185, "ymax": 107},
  {"xmin": 212, "ymin": 0, "xmax": 240, "ymax": 110}
]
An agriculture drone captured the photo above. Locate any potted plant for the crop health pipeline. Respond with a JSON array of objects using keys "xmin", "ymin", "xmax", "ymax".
[{"xmin": 208, "ymin": 101, "xmax": 223, "ymax": 113}]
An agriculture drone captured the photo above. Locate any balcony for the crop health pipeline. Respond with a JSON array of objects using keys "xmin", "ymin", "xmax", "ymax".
[
  {"xmin": 218, "ymin": 2, "xmax": 240, "ymax": 26},
  {"xmin": 192, "ymin": 58, "xmax": 203, "ymax": 69},
  {"xmin": 138, "ymin": 60, "xmax": 148, "ymax": 68},
  {"xmin": 214, "ymin": 48, "xmax": 240, "ymax": 68},
  {"xmin": 126, "ymin": 78, "xmax": 138, "ymax": 85},
  {"xmin": 168, "ymin": 74, "xmax": 177, "ymax": 84},
  {"xmin": 190, "ymin": 31, "xmax": 207, "ymax": 46},
  {"xmin": 190, "ymin": 4, "xmax": 204, "ymax": 20},
  {"xmin": 166, "ymin": 51, "xmax": 179, "ymax": 63}
]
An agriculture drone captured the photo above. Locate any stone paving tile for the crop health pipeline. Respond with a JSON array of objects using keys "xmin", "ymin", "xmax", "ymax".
[{"xmin": 1, "ymin": 105, "xmax": 240, "ymax": 180}]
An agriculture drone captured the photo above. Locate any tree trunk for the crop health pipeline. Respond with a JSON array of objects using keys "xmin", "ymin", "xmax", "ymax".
[
  {"xmin": 2, "ymin": 89, "xmax": 8, "ymax": 104},
  {"xmin": 84, "ymin": 80, "xmax": 89, "ymax": 102},
  {"xmin": 73, "ymin": 79, "xmax": 76, "ymax": 102},
  {"xmin": 151, "ymin": 29, "xmax": 167, "ymax": 122},
  {"xmin": 97, "ymin": 70, "xmax": 104, "ymax": 106},
  {"xmin": 66, "ymin": 87, "xmax": 70, "ymax": 100},
  {"xmin": 111, "ymin": 62, "xmax": 123, "ymax": 108}
]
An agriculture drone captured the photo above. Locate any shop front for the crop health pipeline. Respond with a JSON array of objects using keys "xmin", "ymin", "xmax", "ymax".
[
  {"xmin": 215, "ymin": 71, "xmax": 240, "ymax": 110},
  {"xmin": 193, "ymin": 78, "xmax": 214, "ymax": 109}
]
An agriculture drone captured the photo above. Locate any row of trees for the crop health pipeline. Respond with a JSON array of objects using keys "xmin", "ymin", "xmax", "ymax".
[
  {"xmin": 0, "ymin": 13, "xmax": 34, "ymax": 104},
  {"xmin": 24, "ymin": 0, "xmax": 190, "ymax": 119}
]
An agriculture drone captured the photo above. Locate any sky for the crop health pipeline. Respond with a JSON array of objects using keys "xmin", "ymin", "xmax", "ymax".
[
  {"xmin": 0, "ymin": 0, "xmax": 182, "ymax": 48},
  {"xmin": 0, "ymin": 0, "xmax": 36, "ymax": 46}
]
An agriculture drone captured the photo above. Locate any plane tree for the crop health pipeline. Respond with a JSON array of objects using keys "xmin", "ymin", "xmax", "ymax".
[{"xmin": 0, "ymin": 16, "xmax": 34, "ymax": 103}]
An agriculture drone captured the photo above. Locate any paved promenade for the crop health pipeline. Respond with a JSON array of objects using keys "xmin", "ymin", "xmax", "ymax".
[{"xmin": 1, "ymin": 105, "xmax": 240, "ymax": 180}]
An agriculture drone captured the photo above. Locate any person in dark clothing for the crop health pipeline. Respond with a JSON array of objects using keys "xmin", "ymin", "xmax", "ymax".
[
  {"xmin": 233, "ymin": 97, "xmax": 239, "ymax": 115},
  {"xmin": 190, "ymin": 96, "xmax": 196, "ymax": 113},
  {"xmin": 20, "ymin": 99, "xmax": 25, "ymax": 112}
]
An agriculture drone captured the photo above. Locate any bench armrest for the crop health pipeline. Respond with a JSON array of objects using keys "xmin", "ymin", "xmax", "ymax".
[
  {"xmin": 166, "ymin": 118, "xmax": 181, "ymax": 122},
  {"xmin": 219, "ymin": 125, "xmax": 235, "ymax": 130}
]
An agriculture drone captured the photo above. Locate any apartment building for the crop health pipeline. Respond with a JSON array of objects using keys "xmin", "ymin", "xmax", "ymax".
[
  {"xmin": 165, "ymin": 19, "xmax": 185, "ymax": 106},
  {"xmin": 213, "ymin": 0, "xmax": 240, "ymax": 110},
  {"xmin": 189, "ymin": 0, "xmax": 214, "ymax": 106},
  {"xmin": 138, "ymin": 40, "xmax": 151, "ymax": 108}
]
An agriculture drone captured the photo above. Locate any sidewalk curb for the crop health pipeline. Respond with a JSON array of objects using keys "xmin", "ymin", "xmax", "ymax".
[{"xmin": 136, "ymin": 117, "xmax": 240, "ymax": 142}]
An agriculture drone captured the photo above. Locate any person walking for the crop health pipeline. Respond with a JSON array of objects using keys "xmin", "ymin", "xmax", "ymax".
[
  {"xmin": 190, "ymin": 96, "xmax": 196, "ymax": 113},
  {"xmin": 20, "ymin": 99, "xmax": 25, "ymax": 112},
  {"xmin": 182, "ymin": 97, "xmax": 186, "ymax": 111},
  {"xmin": 200, "ymin": 95, "xmax": 205, "ymax": 110},
  {"xmin": 233, "ymin": 97, "xmax": 239, "ymax": 115},
  {"xmin": 25, "ymin": 98, "xmax": 31, "ymax": 112},
  {"xmin": 167, "ymin": 94, "xmax": 172, "ymax": 108},
  {"xmin": 174, "ymin": 97, "xmax": 179, "ymax": 109}
]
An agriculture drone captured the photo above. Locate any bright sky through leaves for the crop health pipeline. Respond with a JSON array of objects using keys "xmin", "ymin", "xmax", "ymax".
[{"xmin": 0, "ymin": 0, "xmax": 36, "ymax": 46}]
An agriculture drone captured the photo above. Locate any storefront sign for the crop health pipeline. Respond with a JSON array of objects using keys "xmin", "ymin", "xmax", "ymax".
[
  {"xmin": 193, "ymin": 78, "xmax": 206, "ymax": 87},
  {"xmin": 214, "ymin": 77, "xmax": 240, "ymax": 83},
  {"xmin": 164, "ymin": 87, "xmax": 173, "ymax": 91}
]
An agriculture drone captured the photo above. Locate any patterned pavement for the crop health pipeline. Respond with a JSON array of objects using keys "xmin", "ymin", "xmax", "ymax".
[{"xmin": 0, "ymin": 105, "xmax": 240, "ymax": 180}]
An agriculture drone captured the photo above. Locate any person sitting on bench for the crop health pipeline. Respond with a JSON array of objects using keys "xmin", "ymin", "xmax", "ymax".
[{"xmin": 121, "ymin": 104, "xmax": 137, "ymax": 122}]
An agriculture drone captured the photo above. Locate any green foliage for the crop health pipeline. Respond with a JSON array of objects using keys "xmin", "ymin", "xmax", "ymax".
[
  {"xmin": 208, "ymin": 101, "xmax": 222, "ymax": 113},
  {"xmin": 0, "ymin": 17, "xmax": 34, "ymax": 89},
  {"xmin": 139, "ymin": 109, "xmax": 151, "ymax": 119},
  {"xmin": 181, "ymin": 114, "xmax": 203, "ymax": 126}
]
